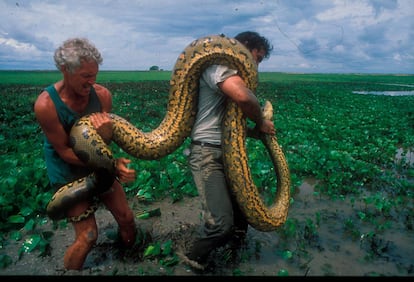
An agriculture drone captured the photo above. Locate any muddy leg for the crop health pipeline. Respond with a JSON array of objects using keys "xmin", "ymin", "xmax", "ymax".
[{"xmin": 64, "ymin": 213, "xmax": 98, "ymax": 270}]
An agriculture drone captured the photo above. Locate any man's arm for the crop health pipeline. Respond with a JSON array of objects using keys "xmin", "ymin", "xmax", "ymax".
[
  {"xmin": 218, "ymin": 75, "xmax": 275, "ymax": 135},
  {"xmin": 34, "ymin": 91, "xmax": 85, "ymax": 166}
]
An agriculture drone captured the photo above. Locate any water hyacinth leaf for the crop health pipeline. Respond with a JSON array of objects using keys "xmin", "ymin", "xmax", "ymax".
[
  {"xmin": 0, "ymin": 254, "xmax": 13, "ymax": 269},
  {"xmin": 20, "ymin": 207, "xmax": 33, "ymax": 217},
  {"xmin": 136, "ymin": 208, "xmax": 161, "ymax": 219},
  {"xmin": 282, "ymin": 250, "xmax": 293, "ymax": 260},
  {"xmin": 159, "ymin": 171, "xmax": 169, "ymax": 188},
  {"xmin": 10, "ymin": 230, "xmax": 22, "ymax": 241},
  {"xmin": 0, "ymin": 195, "xmax": 7, "ymax": 206},
  {"xmin": 38, "ymin": 217, "xmax": 49, "ymax": 225},
  {"xmin": 7, "ymin": 215, "xmax": 25, "ymax": 224},
  {"xmin": 136, "ymin": 190, "xmax": 153, "ymax": 201},
  {"xmin": 42, "ymin": 231, "xmax": 54, "ymax": 241},
  {"xmin": 21, "ymin": 234, "xmax": 41, "ymax": 253},
  {"xmin": 181, "ymin": 182, "xmax": 197, "ymax": 196},
  {"xmin": 24, "ymin": 218, "xmax": 35, "ymax": 231},
  {"xmin": 136, "ymin": 170, "xmax": 151, "ymax": 183},
  {"xmin": 0, "ymin": 176, "xmax": 18, "ymax": 189},
  {"xmin": 160, "ymin": 254, "xmax": 179, "ymax": 266},
  {"xmin": 36, "ymin": 192, "xmax": 53, "ymax": 210},
  {"xmin": 37, "ymin": 238, "xmax": 51, "ymax": 257},
  {"xmin": 143, "ymin": 242, "xmax": 161, "ymax": 258},
  {"xmin": 143, "ymin": 192, "xmax": 154, "ymax": 201},
  {"xmin": 148, "ymin": 208, "xmax": 161, "ymax": 217},
  {"xmin": 278, "ymin": 269, "xmax": 289, "ymax": 276},
  {"xmin": 136, "ymin": 212, "xmax": 150, "ymax": 219},
  {"xmin": 161, "ymin": 240, "xmax": 173, "ymax": 255}
]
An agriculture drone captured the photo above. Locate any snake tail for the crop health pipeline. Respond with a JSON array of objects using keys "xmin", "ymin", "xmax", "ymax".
[{"xmin": 46, "ymin": 170, "xmax": 114, "ymax": 220}]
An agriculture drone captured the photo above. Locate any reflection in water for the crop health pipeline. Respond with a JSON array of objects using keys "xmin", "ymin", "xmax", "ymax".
[
  {"xmin": 352, "ymin": 90, "xmax": 414, "ymax": 96},
  {"xmin": 239, "ymin": 147, "xmax": 414, "ymax": 276},
  {"xmin": 395, "ymin": 148, "xmax": 414, "ymax": 165},
  {"xmin": 242, "ymin": 174, "xmax": 414, "ymax": 276}
]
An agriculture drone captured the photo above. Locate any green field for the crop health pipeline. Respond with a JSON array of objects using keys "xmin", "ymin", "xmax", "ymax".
[
  {"xmin": 0, "ymin": 70, "xmax": 173, "ymax": 85},
  {"xmin": 1, "ymin": 70, "xmax": 413, "ymax": 85},
  {"xmin": 0, "ymin": 71, "xmax": 413, "ymax": 275}
]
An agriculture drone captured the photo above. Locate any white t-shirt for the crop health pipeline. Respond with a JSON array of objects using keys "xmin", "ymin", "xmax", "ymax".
[{"xmin": 190, "ymin": 65, "xmax": 238, "ymax": 145}]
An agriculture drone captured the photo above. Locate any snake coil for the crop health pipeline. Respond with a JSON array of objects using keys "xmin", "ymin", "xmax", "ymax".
[{"xmin": 46, "ymin": 34, "xmax": 291, "ymax": 231}]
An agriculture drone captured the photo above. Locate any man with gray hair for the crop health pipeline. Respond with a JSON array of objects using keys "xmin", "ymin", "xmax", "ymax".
[{"xmin": 34, "ymin": 38, "xmax": 137, "ymax": 270}]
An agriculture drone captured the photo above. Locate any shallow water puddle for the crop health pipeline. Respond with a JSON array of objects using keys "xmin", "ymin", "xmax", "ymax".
[
  {"xmin": 395, "ymin": 148, "xmax": 414, "ymax": 166},
  {"xmin": 239, "ymin": 170, "xmax": 413, "ymax": 276},
  {"xmin": 352, "ymin": 90, "xmax": 414, "ymax": 96}
]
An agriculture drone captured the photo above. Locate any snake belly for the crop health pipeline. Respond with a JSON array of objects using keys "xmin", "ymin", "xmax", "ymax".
[{"xmin": 46, "ymin": 34, "xmax": 291, "ymax": 231}]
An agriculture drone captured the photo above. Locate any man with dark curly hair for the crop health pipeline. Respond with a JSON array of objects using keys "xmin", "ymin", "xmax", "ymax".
[{"xmin": 183, "ymin": 31, "xmax": 275, "ymax": 270}]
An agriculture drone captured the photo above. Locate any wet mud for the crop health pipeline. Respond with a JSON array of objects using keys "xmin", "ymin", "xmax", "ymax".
[{"xmin": 0, "ymin": 179, "xmax": 413, "ymax": 277}]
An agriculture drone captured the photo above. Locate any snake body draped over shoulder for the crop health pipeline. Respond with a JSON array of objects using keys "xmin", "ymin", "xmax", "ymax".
[{"xmin": 46, "ymin": 34, "xmax": 291, "ymax": 231}]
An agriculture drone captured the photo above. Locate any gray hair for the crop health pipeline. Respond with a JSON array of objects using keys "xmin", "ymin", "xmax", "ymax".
[{"xmin": 54, "ymin": 38, "xmax": 103, "ymax": 73}]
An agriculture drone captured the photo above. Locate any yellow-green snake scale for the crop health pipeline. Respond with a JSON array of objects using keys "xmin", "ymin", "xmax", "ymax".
[{"xmin": 46, "ymin": 34, "xmax": 291, "ymax": 231}]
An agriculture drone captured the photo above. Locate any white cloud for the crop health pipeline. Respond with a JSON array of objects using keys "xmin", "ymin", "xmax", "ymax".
[
  {"xmin": 0, "ymin": 0, "xmax": 412, "ymax": 73},
  {"xmin": 0, "ymin": 37, "xmax": 37, "ymax": 52}
]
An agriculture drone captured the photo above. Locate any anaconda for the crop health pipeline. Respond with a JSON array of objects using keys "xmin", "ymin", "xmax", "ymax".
[{"xmin": 46, "ymin": 34, "xmax": 291, "ymax": 231}]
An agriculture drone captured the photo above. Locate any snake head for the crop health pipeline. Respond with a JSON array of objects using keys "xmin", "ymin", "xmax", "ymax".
[
  {"xmin": 262, "ymin": 100, "xmax": 273, "ymax": 120},
  {"xmin": 246, "ymin": 100, "xmax": 274, "ymax": 140}
]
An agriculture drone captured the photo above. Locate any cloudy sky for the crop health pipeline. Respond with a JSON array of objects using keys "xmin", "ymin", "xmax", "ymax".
[{"xmin": 0, "ymin": 0, "xmax": 413, "ymax": 73}]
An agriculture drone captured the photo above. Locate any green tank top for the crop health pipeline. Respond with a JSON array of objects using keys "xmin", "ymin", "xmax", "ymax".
[{"xmin": 43, "ymin": 85, "xmax": 102, "ymax": 189}]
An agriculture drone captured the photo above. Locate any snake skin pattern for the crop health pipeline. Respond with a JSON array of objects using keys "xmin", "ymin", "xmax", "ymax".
[{"xmin": 46, "ymin": 34, "xmax": 291, "ymax": 231}]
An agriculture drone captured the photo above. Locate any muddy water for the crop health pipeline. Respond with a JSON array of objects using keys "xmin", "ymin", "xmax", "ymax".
[
  {"xmin": 238, "ymin": 180, "xmax": 413, "ymax": 276},
  {"xmin": 0, "ymin": 178, "xmax": 413, "ymax": 276}
]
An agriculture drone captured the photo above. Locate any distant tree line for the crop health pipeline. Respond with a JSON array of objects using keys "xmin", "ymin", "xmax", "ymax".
[{"xmin": 149, "ymin": 65, "xmax": 164, "ymax": 71}]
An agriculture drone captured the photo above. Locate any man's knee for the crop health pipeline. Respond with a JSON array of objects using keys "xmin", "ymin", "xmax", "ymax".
[{"xmin": 79, "ymin": 227, "xmax": 98, "ymax": 247}]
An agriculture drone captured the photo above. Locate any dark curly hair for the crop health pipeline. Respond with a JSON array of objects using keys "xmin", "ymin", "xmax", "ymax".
[{"xmin": 235, "ymin": 31, "xmax": 273, "ymax": 60}]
